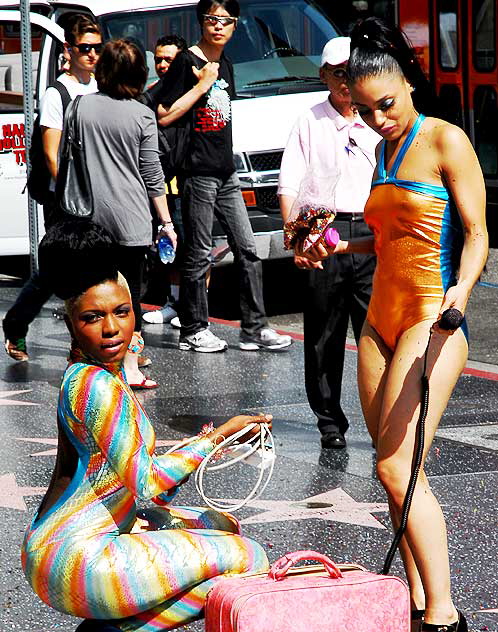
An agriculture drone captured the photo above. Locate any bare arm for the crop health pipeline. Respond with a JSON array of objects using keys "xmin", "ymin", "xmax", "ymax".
[
  {"xmin": 436, "ymin": 124, "xmax": 488, "ymax": 316},
  {"xmin": 41, "ymin": 126, "xmax": 62, "ymax": 179},
  {"xmin": 151, "ymin": 194, "xmax": 177, "ymax": 250},
  {"xmin": 158, "ymin": 62, "xmax": 219, "ymax": 127},
  {"xmin": 279, "ymin": 194, "xmax": 295, "ymax": 224},
  {"xmin": 300, "ymin": 234, "xmax": 375, "ymax": 262}
]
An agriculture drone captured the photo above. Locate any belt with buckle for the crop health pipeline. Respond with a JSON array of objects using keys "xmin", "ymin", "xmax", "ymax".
[{"xmin": 334, "ymin": 212, "xmax": 364, "ymax": 222}]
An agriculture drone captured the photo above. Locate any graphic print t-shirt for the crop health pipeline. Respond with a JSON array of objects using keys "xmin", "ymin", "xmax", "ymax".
[{"xmin": 158, "ymin": 50, "xmax": 236, "ymax": 175}]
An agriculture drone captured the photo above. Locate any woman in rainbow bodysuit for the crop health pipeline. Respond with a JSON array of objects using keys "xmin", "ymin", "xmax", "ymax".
[
  {"xmin": 21, "ymin": 222, "xmax": 270, "ymax": 632},
  {"xmin": 301, "ymin": 17, "xmax": 488, "ymax": 632}
]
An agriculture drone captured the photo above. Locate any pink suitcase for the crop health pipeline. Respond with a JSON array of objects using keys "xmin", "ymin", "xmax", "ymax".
[{"xmin": 205, "ymin": 550, "xmax": 410, "ymax": 631}]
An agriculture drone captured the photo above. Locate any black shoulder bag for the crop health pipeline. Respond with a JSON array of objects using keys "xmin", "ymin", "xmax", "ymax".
[
  {"xmin": 55, "ymin": 95, "xmax": 93, "ymax": 217},
  {"xmin": 27, "ymin": 81, "xmax": 71, "ymax": 205}
]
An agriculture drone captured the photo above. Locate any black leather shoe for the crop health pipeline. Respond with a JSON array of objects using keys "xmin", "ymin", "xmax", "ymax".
[
  {"xmin": 421, "ymin": 611, "xmax": 467, "ymax": 632},
  {"xmin": 320, "ymin": 430, "xmax": 346, "ymax": 449}
]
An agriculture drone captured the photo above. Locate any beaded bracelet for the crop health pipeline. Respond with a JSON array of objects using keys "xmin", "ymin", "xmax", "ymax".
[
  {"xmin": 198, "ymin": 422, "xmax": 226, "ymax": 457},
  {"xmin": 128, "ymin": 334, "xmax": 144, "ymax": 354}
]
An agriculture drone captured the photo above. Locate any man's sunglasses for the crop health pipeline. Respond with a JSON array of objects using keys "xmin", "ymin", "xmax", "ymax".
[
  {"xmin": 154, "ymin": 55, "xmax": 175, "ymax": 64},
  {"xmin": 73, "ymin": 43, "xmax": 103, "ymax": 54},
  {"xmin": 203, "ymin": 14, "xmax": 238, "ymax": 26},
  {"xmin": 329, "ymin": 67, "xmax": 348, "ymax": 80}
]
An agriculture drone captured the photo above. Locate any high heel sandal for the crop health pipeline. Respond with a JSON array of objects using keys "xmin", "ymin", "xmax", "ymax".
[
  {"xmin": 421, "ymin": 610, "xmax": 468, "ymax": 631},
  {"xmin": 412, "ymin": 610, "xmax": 425, "ymax": 631},
  {"xmin": 412, "ymin": 609, "xmax": 425, "ymax": 621}
]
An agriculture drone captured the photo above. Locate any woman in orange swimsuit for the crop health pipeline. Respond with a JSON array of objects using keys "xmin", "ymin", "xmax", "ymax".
[{"xmin": 302, "ymin": 18, "xmax": 488, "ymax": 632}]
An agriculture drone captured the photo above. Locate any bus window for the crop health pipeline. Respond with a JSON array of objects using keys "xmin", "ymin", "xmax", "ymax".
[
  {"xmin": 439, "ymin": 84, "xmax": 463, "ymax": 128},
  {"xmin": 474, "ymin": 86, "xmax": 498, "ymax": 178},
  {"xmin": 473, "ymin": 0, "xmax": 495, "ymax": 72},
  {"xmin": 437, "ymin": 0, "xmax": 458, "ymax": 70}
]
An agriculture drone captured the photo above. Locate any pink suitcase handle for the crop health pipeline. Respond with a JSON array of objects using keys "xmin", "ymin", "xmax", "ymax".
[{"xmin": 268, "ymin": 550, "xmax": 343, "ymax": 581}]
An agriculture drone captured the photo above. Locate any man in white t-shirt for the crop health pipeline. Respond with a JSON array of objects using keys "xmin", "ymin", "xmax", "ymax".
[
  {"xmin": 3, "ymin": 14, "xmax": 102, "ymax": 362},
  {"xmin": 41, "ymin": 15, "xmax": 101, "ymax": 201}
]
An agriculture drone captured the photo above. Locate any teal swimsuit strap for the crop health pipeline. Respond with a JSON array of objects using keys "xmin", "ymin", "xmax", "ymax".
[
  {"xmin": 377, "ymin": 114, "xmax": 426, "ymax": 181},
  {"xmin": 374, "ymin": 114, "xmax": 449, "ymax": 200}
]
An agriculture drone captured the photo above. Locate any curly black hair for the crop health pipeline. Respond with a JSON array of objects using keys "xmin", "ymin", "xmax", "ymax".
[{"xmin": 38, "ymin": 218, "xmax": 119, "ymax": 300}]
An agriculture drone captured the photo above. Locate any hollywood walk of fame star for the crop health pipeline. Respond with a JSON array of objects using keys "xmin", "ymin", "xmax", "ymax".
[
  {"xmin": 0, "ymin": 473, "xmax": 46, "ymax": 510},
  {"xmin": 0, "ymin": 389, "xmax": 38, "ymax": 406},
  {"xmin": 16, "ymin": 437, "xmax": 183, "ymax": 457},
  {"xmin": 228, "ymin": 488, "xmax": 389, "ymax": 529}
]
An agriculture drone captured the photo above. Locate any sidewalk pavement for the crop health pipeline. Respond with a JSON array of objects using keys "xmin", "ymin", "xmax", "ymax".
[{"xmin": 0, "ymin": 281, "xmax": 496, "ymax": 632}]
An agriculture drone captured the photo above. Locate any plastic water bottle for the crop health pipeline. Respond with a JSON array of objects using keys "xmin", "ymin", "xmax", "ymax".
[
  {"xmin": 324, "ymin": 226, "xmax": 340, "ymax": 248},
  {"xmin": 158, "ymin": 235, "xmax": 176, "ymax": 264}
]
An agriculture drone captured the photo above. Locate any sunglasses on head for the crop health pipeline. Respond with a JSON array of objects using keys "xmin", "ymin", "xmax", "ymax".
[
  {"xmin": 73, "ymin": 43, "xmax": 103, "ymax": 54},
  {"xmin": 203, "ymin": 14, "xmax": 238, "ymax": 26},
  {"xmin": 154, "ymin": 55, "xmax": 175, "ymax": 64}
]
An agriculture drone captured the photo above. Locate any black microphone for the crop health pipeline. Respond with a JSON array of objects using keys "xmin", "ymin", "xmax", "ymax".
[{"xmin": 438, "ymin": 308, "xmax": 464, "ymax": 331}]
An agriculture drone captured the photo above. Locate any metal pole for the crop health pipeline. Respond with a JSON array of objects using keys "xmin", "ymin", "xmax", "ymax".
[{"xmin": 20, "ymin": 0, "xmax": 38, "ymax": 274}]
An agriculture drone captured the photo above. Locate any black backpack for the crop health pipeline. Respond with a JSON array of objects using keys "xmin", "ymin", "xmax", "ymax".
[{"xmin": 27, "ymin": 80, "xmax": 71, "ymax": 204}]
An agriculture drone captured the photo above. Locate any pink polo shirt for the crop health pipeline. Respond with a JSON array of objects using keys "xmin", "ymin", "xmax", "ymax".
[{"xmin": 278, "ymin": 97, "xmax": 380, "ymax": 215}]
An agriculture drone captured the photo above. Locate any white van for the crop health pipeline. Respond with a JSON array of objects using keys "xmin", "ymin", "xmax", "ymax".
[{"xmin": 0, "ymin": 0, "xmax": 339, "ymax": 260}]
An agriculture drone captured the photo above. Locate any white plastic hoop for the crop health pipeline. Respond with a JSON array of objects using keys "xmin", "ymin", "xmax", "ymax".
[{"xmin": 164, "ymin": 423, "xmax": 275, "ymax": 512}]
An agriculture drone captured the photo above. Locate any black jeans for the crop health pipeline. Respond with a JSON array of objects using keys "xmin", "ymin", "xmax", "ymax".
[
  {"xmin": 304, "ymin": 218, "xmax": 375, "ymax": 436},
  {"xmin": 116, "ymin": 246, "xmax": 148, "ymax": 331},
  {"xmin": 178, "ymin": 173, "xmax": 267, "ymax": 337},
  {"xmin": 2, "ymin": 194, "xmax": 61, "ymax": 341}
]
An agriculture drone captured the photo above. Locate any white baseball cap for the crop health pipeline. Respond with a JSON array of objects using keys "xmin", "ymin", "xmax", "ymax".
[{"xmin": 321, "ymin": 37, "xmax": 351, "ymax": 67}]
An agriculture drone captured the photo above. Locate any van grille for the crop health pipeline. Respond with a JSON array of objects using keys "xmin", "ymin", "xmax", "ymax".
[
  {"xmin": 248, "ymin": 151, "xmax": 283, "ymax": 172},
  {"xmin": 255, "ymin": 186, "xmax": 279, "ymax": 210}
]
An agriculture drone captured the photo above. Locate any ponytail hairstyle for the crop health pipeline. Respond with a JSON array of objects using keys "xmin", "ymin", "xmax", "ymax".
[{"xmin": 348, "ymin": 17, "xmax": 441, "ymax": 117}]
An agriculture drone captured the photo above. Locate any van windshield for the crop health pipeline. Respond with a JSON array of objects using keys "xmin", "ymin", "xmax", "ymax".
[{"xmin": 100, "ymin": 0, "xmax": 338, "ymax": 97}]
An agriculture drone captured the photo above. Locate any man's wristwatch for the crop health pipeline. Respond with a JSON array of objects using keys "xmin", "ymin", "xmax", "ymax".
[{"xmin": 158, "ymin": 221, "xmax": 174, "ymax": 231}]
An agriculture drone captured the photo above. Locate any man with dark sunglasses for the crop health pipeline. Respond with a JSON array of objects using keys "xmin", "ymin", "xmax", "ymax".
[
  {"xmin": 3, "ymin": 14, "xmax": 102, "ymax": 363},
  {"xmin": 279, "ymin": 37, "xmax": 380, "ymax": 449}
]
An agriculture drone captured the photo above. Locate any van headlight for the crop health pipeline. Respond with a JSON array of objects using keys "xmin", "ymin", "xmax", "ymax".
[{"xmin": 233, "ymin": 152, "xmax": 249, "ymax": 173}]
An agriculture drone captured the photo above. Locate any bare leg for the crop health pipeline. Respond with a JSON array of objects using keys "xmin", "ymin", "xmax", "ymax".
[
  {"xmin": 124, "ymin": 331, "xmax": 157, "ymax": 388},
  {"xmin": 374, "ymin": 321, "xmax": 467, "ymax": 625},
  {"xmin": 358, "ymin": 323, "xmax": 426, "ymax": 628}
]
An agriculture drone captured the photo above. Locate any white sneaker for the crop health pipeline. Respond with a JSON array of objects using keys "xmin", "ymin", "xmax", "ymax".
[
  {"xmin": 142, "ymin": 305, "xmax": 177, "ymax": 324},
  {"xmin": 179, "ymin": 328, "xmax": 228, "ymax": 352},
  {"xmin": 170, "ymin": 316, "xmax": 181, "ymax": 329},
  {"xmin": 239, "ymin": 327, "xmax": 293, "ymax": 351}
]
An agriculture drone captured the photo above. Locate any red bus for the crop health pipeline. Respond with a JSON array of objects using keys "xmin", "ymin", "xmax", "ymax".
[{"xmin": 319, "ymin": 0, "xmax": 498, "ymax": 244}]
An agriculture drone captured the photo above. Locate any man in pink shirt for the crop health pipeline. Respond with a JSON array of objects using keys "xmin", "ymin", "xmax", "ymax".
[{"xmin": 279, "ymin": 37, "xmax": 380, "ymax": 449}]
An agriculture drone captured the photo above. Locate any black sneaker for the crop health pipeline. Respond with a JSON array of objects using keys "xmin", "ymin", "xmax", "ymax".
[{"xmin": 239, "ymin": 327, "xmax": 292, "ymax": 351}]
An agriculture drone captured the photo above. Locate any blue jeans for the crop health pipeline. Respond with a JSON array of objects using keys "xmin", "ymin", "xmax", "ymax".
[{"xmin": 179, "ymin": 172, "xmax": 267, "ymax": 337}]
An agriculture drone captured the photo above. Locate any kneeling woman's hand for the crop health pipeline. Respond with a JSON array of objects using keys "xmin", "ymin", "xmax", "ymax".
[{"xmin": 210, "ymin": 414, "xmax": 272, "ymax": 445}]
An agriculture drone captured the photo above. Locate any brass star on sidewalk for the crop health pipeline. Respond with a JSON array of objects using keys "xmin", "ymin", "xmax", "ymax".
[
  {"xmin": 0, "ymin": 473, "xmax": 46, "ymax": 510},
  {"xmin": 0, "ymin": 389, "xmax": 38, "ymax": 406},
  {"xmin": 235, "ymin": 488, "xmax": 389, "ymax": 529}
]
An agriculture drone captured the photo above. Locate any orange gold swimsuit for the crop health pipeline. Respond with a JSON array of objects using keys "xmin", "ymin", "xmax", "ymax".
[{"xmin": 364, "ymin": 115, "xmax": 466, "ymax": 351}]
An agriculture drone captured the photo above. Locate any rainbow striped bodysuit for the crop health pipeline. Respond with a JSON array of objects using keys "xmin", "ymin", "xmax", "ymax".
[
  {"xmin": 22, "ymin": 354, "xmax": 268, "ymax": 631},
  {"xmin": 364, "ymin": 114, "xmax": 467, "ymax": 351}
]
